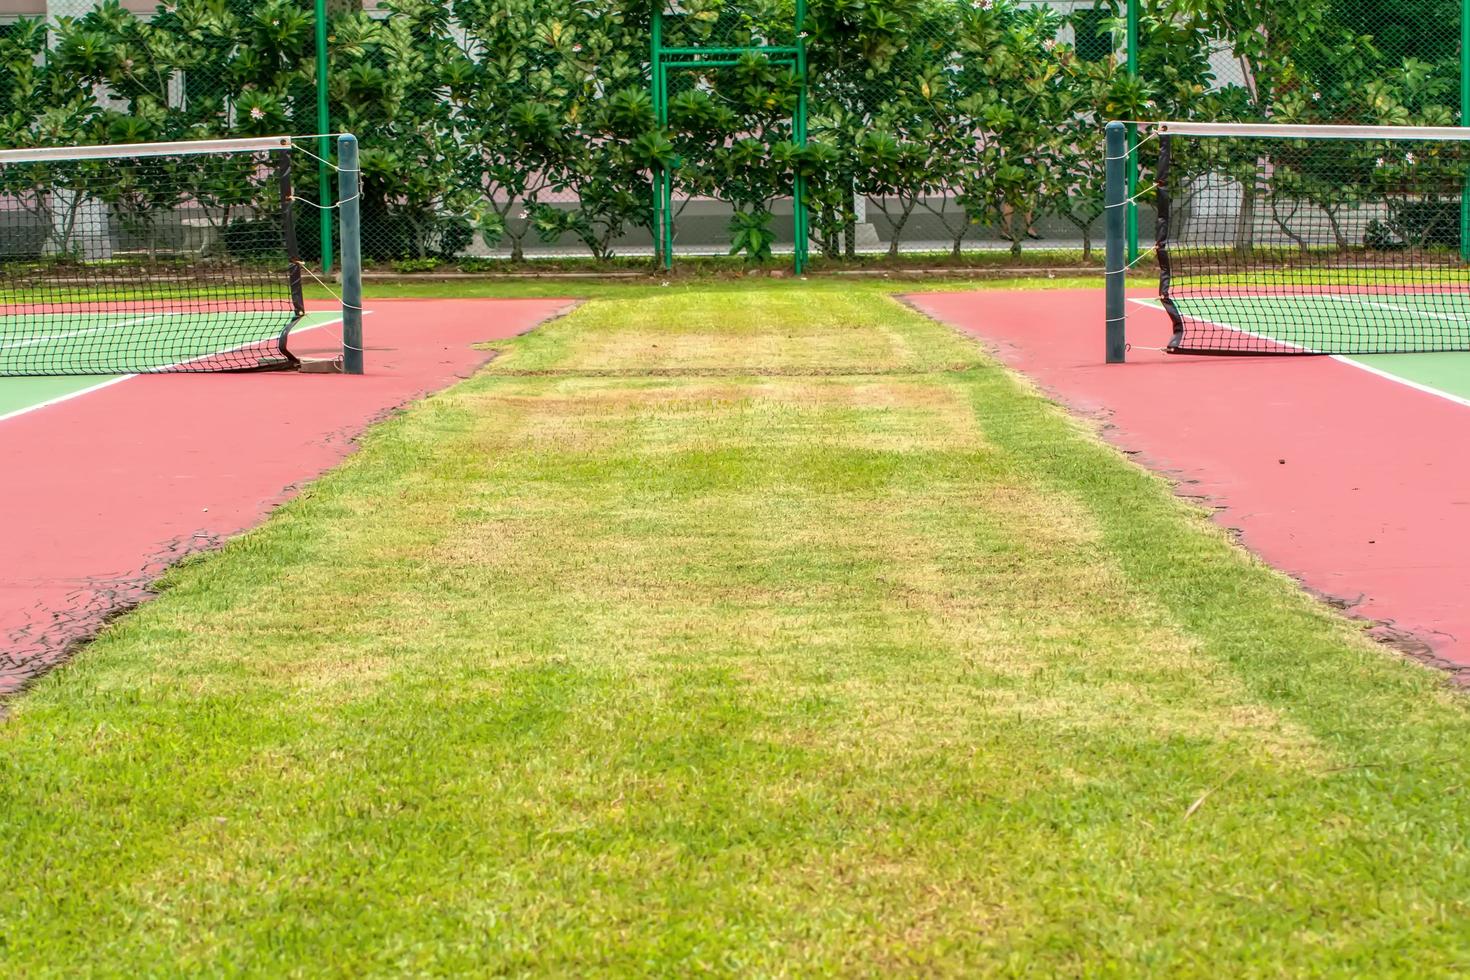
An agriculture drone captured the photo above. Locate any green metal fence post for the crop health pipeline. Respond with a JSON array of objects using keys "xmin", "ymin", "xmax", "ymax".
[
  {"xmin": 793, "ymin": 0, "xmax": 809, "ymax": 274},
  {"xmin": 315, "ymin": 0, "xmax": 332, "ymax": 274},
  {"xmin": 337, "ymin": 134, "xmax": 363, "ymax": 375},
  {"xmin": 1461, "ymin": 0, "xmax": 1469, "ymax": 262},
  {"xmin": 651, "ymin": 2, "xmax": 669, "ymax": 269},
  {"xmin": 1125, "ymin": 0, "xmax": 1139, "ymax": 265},
  {"xmin": 1105, "ymin": 122, "xmax": 1128, "ymax": 364}
]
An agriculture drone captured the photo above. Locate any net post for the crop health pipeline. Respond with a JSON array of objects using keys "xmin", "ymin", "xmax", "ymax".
[
  {"xmin": 337, "ymin": 134, "xmax": 364, "ymax": 375},
  {"xmin": 1104, "ymin": 121, "xmax": 1127, "ymax": 364}
]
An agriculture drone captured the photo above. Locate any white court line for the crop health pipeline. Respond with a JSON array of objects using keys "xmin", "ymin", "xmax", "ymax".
[
  {"xmin": 1328, "ymin": 295, "xmax": 1470, "ymax": 326},
  {"xmin": 1327, "ymin": 356, "xmax": 1470, "ymax": 409},
  {"xmin": 0, "ymin": 375, "xmax": 135, "ymax": 424},
  {"xmin": 0, "ymin": 312, "xmax": 358, "ymax": 426},
  {"xmin": 1128, "ymin": 297, "xmax": 1310, "ymax": 352},
  {"xmin": 0, "ymin": 314, "xmax": 164, "ymax": 351},
  {"xmin": 1129, "ymin": 297, "xmax": 1470, "ymax": 409}
]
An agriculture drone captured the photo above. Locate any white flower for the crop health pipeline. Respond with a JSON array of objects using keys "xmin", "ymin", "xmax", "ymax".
[
  {"xmin": 572, "ymin": 43, "xmax": 582, "ymax": 52},
  {"xmin": 1311, "ymin": 91, "xmax": 1322, "ymax": 102},
  {"xmin": 1376, "ymin": 157, "xmax": 1385, "ymax": 167},
  {"xmin": 249, "ymin": 106, "xmax": 266, "ymax": 120},
  {"xmin": 519, "ymin": 209, "xmax": 529, "ymax": 219},
  {"xmin": 1406, "ymin": 152, "xmax": 1417, "ymax": 164}
]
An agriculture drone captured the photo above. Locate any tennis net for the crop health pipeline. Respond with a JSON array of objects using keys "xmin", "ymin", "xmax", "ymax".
[
  {"xmin": 0, "ymin": 136, "xmax": 305, "ymax": 375},
  {"xmin": 1150, "ymin": 122, "xmax": 1470, "ymax": 355}
]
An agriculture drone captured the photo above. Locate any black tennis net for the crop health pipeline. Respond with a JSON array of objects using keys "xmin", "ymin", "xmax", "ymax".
[
  {"xmin": 0, "ymin": 136, "xmax": 305, "ymax": 375},
  {"xmin": 1152, "ymin": 122, "xmax": 1470, "ymax": 355}
]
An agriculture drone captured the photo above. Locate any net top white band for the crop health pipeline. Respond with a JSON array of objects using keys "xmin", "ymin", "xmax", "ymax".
[
  {"xmin": 0, "ymin": 136, "xmax": 293, "ymax": 165},
  {"xmin": 1138, "ymin": 121, "xmax": 1470, "ymax": 141}
]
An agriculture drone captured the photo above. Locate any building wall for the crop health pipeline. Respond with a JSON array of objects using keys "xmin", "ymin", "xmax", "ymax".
[{"xmin": 1, "ymin": 0, "xmax": 183, "ymax": 17}]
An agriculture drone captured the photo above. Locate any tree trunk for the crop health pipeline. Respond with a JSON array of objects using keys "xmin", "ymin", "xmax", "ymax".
[
  {"xmin": 886, "ymin": 198, "xmax": 917, "ymax": 259},
  {"xmin": 1325, "ymin": 208, "xmax": 1348, "ymax": 251},
  {"xmin": 1234, "ymin": 182, "xmax": 1256, "ymax": 259},
  {"xmin": 1269, "ymin": 197, "xmax": 1307, "ymax": 255},
  {"xmin": 817, "ymin": 205, "xmax": 840, "ymax": 258}
]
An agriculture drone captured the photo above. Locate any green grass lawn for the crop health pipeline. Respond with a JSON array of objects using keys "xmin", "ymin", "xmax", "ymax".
[{"xmin": 5, "ymin": 282, "xmax": 1470, "ymax": 974}]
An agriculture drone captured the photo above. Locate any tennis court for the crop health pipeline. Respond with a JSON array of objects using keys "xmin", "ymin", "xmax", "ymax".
[
  {"xmin": 7, "ymin": 112, "xmax": 1470, "ymax": 969},
  {"xmin": 1, "ymin": 135, "xmax": 368, "ymax": 382},
  {"xmin": 914, "ymin": 286, "xmax": 1470, "ymax": 674},
  {"xmin": 0, "ymin": 296, "xmax": 572, "ymax": 696},
  {"xmin": 1136, "ymin": 293, "xmax": 1470, "ymax": 402},
  {"xmin": 0, "ymin": 308, "xmax": 331, "ymax": 376},
  {"xmin": 1163, "ymin": 292, "xmax": 1470, "ymax": 357}
]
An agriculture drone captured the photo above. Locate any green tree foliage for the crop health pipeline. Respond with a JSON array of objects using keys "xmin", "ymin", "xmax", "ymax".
[{"xmin": 0, "ymin": 0, "xmax": 1463, "ymax": 263}]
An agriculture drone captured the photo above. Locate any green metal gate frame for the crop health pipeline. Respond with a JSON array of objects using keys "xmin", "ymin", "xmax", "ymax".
[
  {"xmin": 315, "ymin": 0, "xmax": 332, "ymax": 273},
  {"xmin": 650, "ymin": 1, "xmax": 810, "ymax": 273}
]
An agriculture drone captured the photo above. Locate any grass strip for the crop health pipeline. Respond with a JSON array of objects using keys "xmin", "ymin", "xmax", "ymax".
[{"xmin": 3, "ymin": 283, "xmax": 1469, "ymax": 974}]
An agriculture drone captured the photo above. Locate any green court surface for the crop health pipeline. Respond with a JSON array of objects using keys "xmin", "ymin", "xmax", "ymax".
[
  {"xmin": 1349, "ymin": 350, "xmax": 1470, "ymax": 402},
  {"xmin": 0, "ymin": 374, "xmax": 119, "ymax": 419},
  {"xmin": 0, "ymin": 310, "xmax": 340, "ymax": 416}
]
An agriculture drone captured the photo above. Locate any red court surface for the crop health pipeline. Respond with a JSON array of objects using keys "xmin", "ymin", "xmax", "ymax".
[
  {"xmin": 910, "ymin": 289, "xmax": 1470, "ymax": 678},
  {"xmin": 0, "ymin": 297, "xmax": 572, "ymax": 697}
]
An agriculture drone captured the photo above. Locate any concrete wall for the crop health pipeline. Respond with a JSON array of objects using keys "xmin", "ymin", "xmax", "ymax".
[{"xmin": 471, "ymin": 195, "xmax": 1138, "ymax": 259}]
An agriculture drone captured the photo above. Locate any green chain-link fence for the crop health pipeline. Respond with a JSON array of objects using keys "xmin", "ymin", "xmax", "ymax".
[{"xmin": 1, "ymin": 0, "xmax": 1466, "ymax": 270}]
